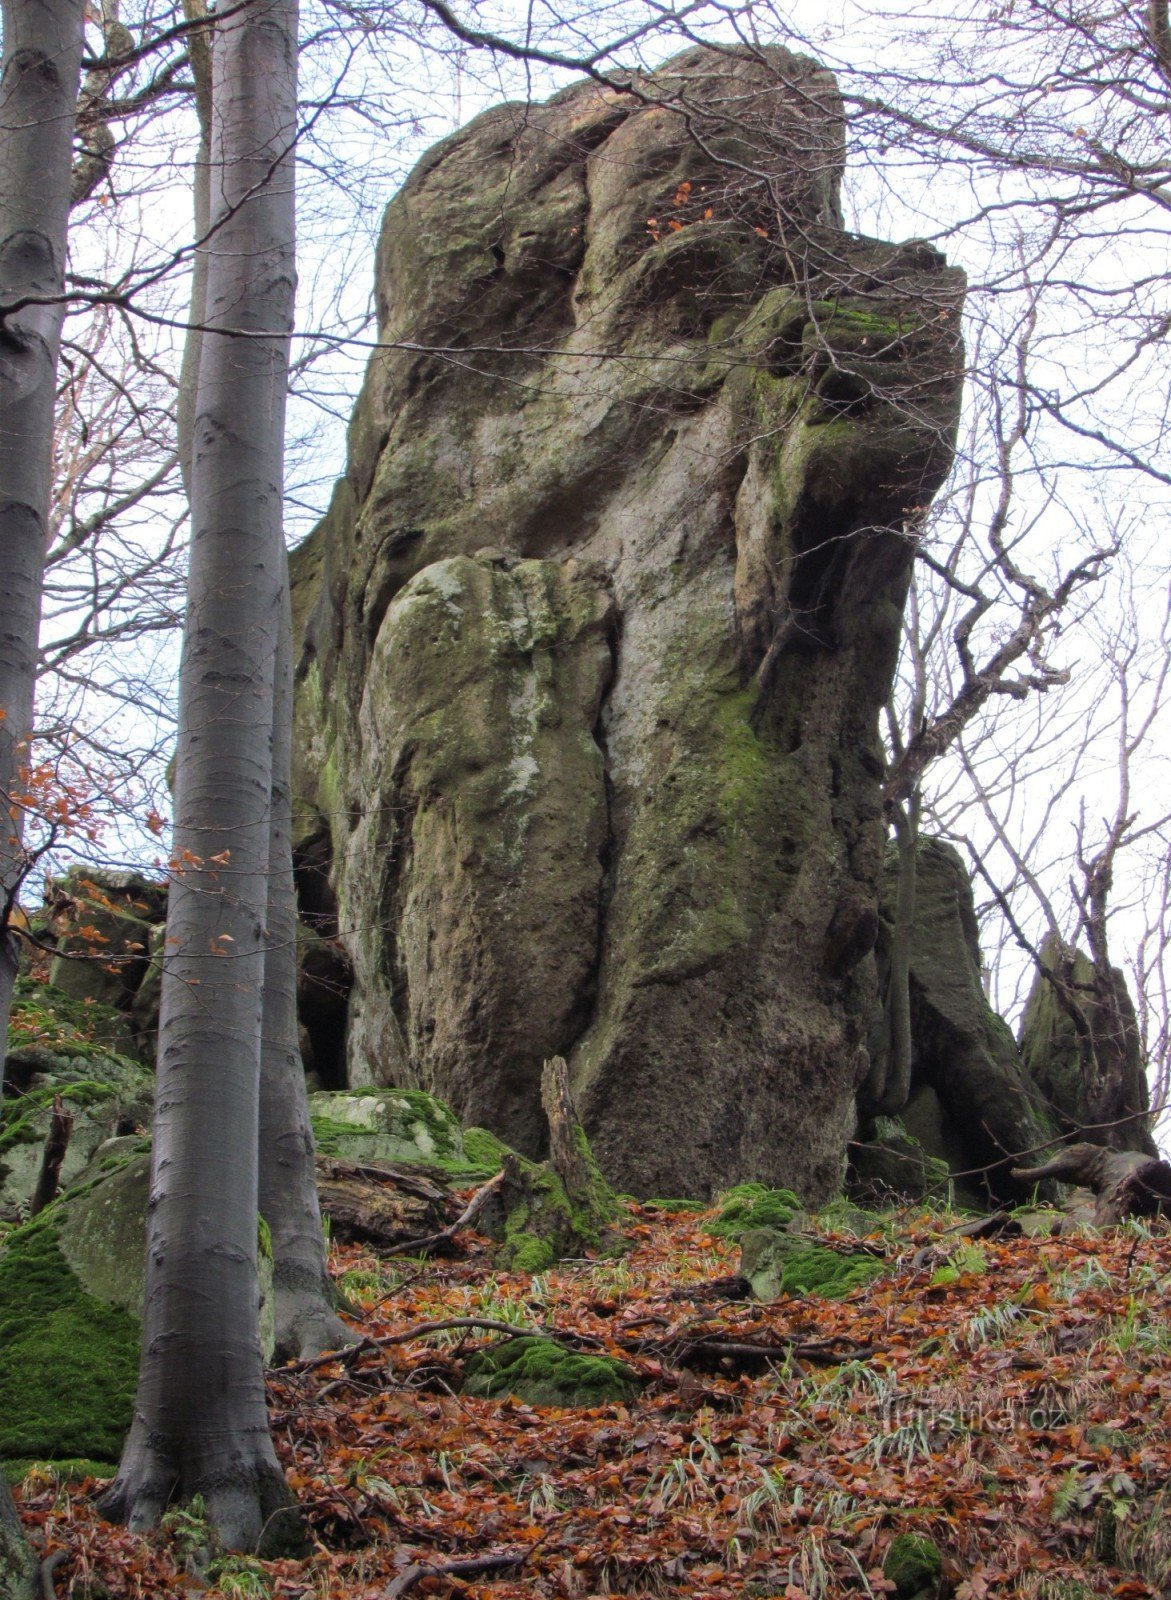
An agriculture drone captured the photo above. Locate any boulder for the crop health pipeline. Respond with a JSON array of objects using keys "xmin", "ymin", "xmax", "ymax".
[
  {"xmin": 861, "ymin": 838, "xmax": 1057, "ymax": 1203},
  {"xmin": 0, "ymin": 1150, "xmax": 275, "ymax": 1470},
  {"xmin": 1019, "ymin": 932, "xmax": 1156, "ymax": 1155},
  {"xmin": 463, "ymin": 1337, "xmax": 640, "ymax": 1408},
  {"xmin": 308, "ymin": 1086, "xmax": 464, "ymax": 1166},
  {"xmin": 45, "ymin": 868, "xmax": 163, "ymax": 1019},
  {"xmin": 1, "ymin": 984, "xmax": 153, "ymax": 1219},
  {"xmin": 290, "ymin": 45, "xmax": 965, "ymax": 1200}
]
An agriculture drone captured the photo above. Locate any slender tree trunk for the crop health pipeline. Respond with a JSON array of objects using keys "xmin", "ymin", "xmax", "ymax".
[
  {"xmin": 100, "ymin": 0, "xmax": 301, "ymax": 1551},
  {"xmin": 0, "ymin": 0, "xmax": 85, "ymax": 1090},
  {"xmin": 260, "ymin": 569, "xmax": 351, "ymax": 1361},
  {"xmin": 176, "ymin": 0, "xmax": 211, "ymax": 495}
]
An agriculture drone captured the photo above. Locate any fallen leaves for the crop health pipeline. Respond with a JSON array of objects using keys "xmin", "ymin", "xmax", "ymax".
[{"xmin": 17, "ymin": 1201, "xmax": 1171, "ymax": 1597}]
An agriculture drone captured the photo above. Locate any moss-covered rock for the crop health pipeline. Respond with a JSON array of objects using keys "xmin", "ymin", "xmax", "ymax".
[
  {"xmin": 45, "ymin": 868, "xmax": 165, "ymax": 1019},
  {"xmin": 739, "ymin": 1226, "xmax": 886, "ymax": 1300},
  {"xmin": 883, "ymin": 1531, "xmax": 943, "ymax": 1598},
  {"xmin": 1019, "ymin": 932, "xmax": 1156, "ymax": 1156},
  {"xmin": 849, "ymin": 1114, "xmax": 951, "ymax": 1205},
  {"xmin": 707, "ymin": 1184, "xmax": 802, "ymax": 1240},
  {"xmin": 864, "ymin": 838, "xmax": 1059, "ymax": 1204},
  {"xmin": 0, "ymin": 1208, "xmax": 139, "ymax": 1463},
  {"xmin": 291, "ymin": 45, "xmax": 964, "ymax": 1200},
  {"xmin": 309, "ymin": 1087, "xmax": 463, "ymax": 1165},
  {"xmin": 0, "ymin": 1151, "xmax": 276, "ymax": 1470},
  {"xmin": 1, "ymin": 987, "xmax": 153, "ymax": 1216},
  {"xmin": 463, "ymin": 1336, "xmax": 640, "ymax": 1407}
]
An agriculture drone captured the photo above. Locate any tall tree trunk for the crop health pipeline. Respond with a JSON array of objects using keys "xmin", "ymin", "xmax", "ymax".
[
  {"xmin": 176, "ymin": 0, "xmax": 211, "ymax": 496},
  {"xmin": 100, "ymin": 0, "xmax": 300, "ymax": 1552},
  {"xmin": 260, "ymin": 570, "xmax": 351, "ymax": 1361},
  {"xmin": 0, "ymin": 0, "xmax": 85, "ymax": 1090}
]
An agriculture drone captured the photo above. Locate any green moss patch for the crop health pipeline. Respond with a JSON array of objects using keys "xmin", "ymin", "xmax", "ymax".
[
  {"xmin": 739, "ymin": 1226, "xmax": 886, "ymax": 1300},
  {"xmin": 883, "ymin": 1531, "xmax": 943, "ymax": 1597},
  {"xmin": 8, "ymin": 978, "xmax": 135, "ymax": 1063},
  {"xmin": 0, "ymin": 1215, "xmax": 138, "ymax": 1462},
  {"xmin": 708, "ymin": 1184, "xmax": 802, "ymax": 1241},
  {"xmin": 463, "ymin": 1336, "xmax": 640, "ymax": 1408}
]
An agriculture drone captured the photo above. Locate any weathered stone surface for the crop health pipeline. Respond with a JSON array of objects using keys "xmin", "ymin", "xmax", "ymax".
[
  {"xmin": 309, "ymin": 1086, "xmax": 465, "ymax": 1166},
  {"xmin": 861, "ymin": 839, "xmax": 1057, "ymax": 1203},
  {"xmin": 1019, "ymin": 932, "xmax": 1156, "ymax": 1156},
  {"xmin": 291, "ymin": 46, "xmax": 964, "ymax": 1199},
  {"xmin": 1, "ymin": 985, "xmax": 153, "ymax": 1218}
]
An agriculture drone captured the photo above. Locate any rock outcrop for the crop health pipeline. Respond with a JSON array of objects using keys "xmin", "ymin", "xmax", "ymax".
[
  {"xmin": 858, "ymin": 838, "xmax": 1057, "ymax": 1203},
  {"xmin": 290, "ymin": 46, "xmax": 965, "ymax": 1199},
  {"xmin": 1019, "ymin": 933, "xmax": 1156, "ymax": 1157}
]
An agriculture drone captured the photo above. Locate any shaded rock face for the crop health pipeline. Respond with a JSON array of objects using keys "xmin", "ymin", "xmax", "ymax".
[
  {"xmin": 861, "ymin": 838, "xmax": 1056, "ymax": 1203},
  {"xmin": 1019, "ymin": 933, "xmax": 1156, "ymax": 1157},
  {"xmin": 291, "ymin": 46, "xmax": 965, "ymax": 1200}
]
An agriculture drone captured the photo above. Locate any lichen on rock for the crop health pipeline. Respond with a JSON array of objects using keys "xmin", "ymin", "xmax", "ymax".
[{"xmin": 290, "ymin": 44, "xmax": 965, "ymax": 1201}]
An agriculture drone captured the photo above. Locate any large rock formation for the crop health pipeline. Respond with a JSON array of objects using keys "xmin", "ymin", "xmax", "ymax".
[
  {"xmin": 857, "ymin": 838, "xmax": 1057, "ymax": 1204},
  {"xmin": 290, "ymin": 46, "xmax": 965, "ymax": 1199}
]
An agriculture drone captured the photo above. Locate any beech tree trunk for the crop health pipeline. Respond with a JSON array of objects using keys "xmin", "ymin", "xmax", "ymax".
[
  {"xmin": 259, "ymin": 573, "xmax": 351, "ymax": 1360},
  {"xmin": 0, "ymin": 0, "xmax": 85, "ymax": 1090},
  {"xmin": 100, "ymin": 0, "xmax": 300, "ymax": 1551}
]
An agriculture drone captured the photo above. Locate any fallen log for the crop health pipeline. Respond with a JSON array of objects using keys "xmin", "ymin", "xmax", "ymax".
[
  {"xmin": 1012, "ymin": 1142, "xmax": 1171, "ymax": 1226},
  {"xmin": 314, "ymin": 1155, "xmax": 452, "ymax": 1248}
]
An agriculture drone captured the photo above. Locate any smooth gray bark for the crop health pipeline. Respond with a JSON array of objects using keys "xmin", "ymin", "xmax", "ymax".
[
  {"xmin": 0, "ymin": 0, "xmax": 85, "ymax": 1089},
  {"xmin": 260, "ymin": 569, "xmax": 351, "ymax": 1361},
  {"xmin": 100, "ymin": 0, "xmax": 300, "ymax": 1552}
]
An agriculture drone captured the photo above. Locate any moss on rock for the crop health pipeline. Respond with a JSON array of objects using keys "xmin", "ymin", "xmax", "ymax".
[
  {"xmin": 0, "ymin": 1213, "xmax": 139, "ymax": 1462},
  {"xmin": 708, "ymin": 1184, "xmax": 802, "ymax": 1240},
  {"xmin": 739, "ymin": 1226, "xmax": 886, "ymax": 1300},
  {"xmin": 463, "ymin": 1336, "xmax": 640, "ymax": 1407},
  {"xmin": 309, "ymin": 1087, "xmax": 463, "ymax": 1164},
  {"xmin": 1, "ymin": 991, "xmax": 153, "ymax": 1215},
  {"xmin": 883, "ymin": 1531, "xmax": 943, "ymax": 1598}
]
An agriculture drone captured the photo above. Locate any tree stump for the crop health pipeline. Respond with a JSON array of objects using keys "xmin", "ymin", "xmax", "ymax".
[{"xmin": 314, "ymin": 1157, "xmax": 452, "ymax": 1248}]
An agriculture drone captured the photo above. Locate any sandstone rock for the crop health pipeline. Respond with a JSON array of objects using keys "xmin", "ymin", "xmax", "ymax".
[
  {"xmin": 1019, "ymin": 932, "xmax": 1155, "ymax": 1155},
  {"xmin": 291, "ymin": 46, "xmax": 964, "ymax": 1199},
  {"xmin": 308, "ymin": 1086, "xmax": 464, "ymax": 1166},
  {"xmin": 862, "ymin": 838, "xmax": 1056, "ymax": 1203},
  {"xmin": 1, "ymin": 984, "xmax": 153, "ymax": 1218}
]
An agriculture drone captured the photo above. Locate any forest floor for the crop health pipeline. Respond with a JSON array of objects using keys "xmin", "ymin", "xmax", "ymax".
[{"xmin": 17, "ymin": 1196, "xmax": 1171, "ymax": 1599}]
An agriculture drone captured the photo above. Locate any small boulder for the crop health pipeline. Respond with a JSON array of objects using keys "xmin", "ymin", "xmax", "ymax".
[
  {"xmin": 309, "ymin": 1087, "xmax": 463, "ymax": 1166},
  {"xmin": 883, "ymin": 1531, "xmax": 944, "ymax": 1598},
  {"xmin": 463, "ymin": 1336, "xmax": 640, "ymax": 1408},
  {"xmin": 739, "ymin": 1227, "xmax": 885, "ymax": 1300}
]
